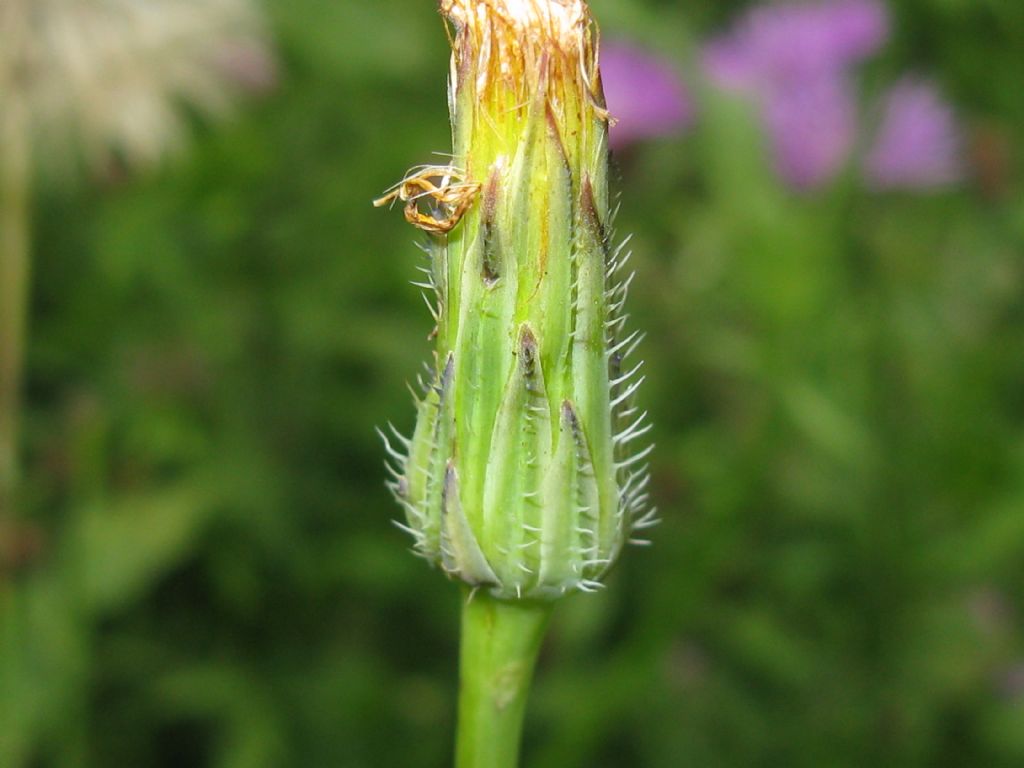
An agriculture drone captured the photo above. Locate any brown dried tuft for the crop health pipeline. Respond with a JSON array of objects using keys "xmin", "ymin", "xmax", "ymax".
[{"xmin": 440, "ymin": 0, "xmax": 607, "ymax": 122}]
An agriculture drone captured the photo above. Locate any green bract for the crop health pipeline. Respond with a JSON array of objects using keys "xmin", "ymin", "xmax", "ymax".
[{"xmin": 379, "ymin": 0, "xmax": 654, "ymax": 600}]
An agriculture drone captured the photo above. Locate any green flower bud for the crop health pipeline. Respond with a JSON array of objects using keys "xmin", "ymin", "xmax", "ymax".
[{"xmin": 377, "ymin": 0, "xmax": 655, "ymax": 600}]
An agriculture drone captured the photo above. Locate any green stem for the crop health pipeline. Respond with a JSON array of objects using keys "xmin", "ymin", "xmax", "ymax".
[
  {"xmin": 455, "ymin": 589, "xmax": 553, "ymax": 768},
  {"xmin": 0, "ymin": 93, "xmax": 32, "ymax": 519}
]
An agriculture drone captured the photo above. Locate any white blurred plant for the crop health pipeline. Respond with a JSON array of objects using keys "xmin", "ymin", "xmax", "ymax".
[
  {"xmin": 0, "ymin": 0, "xmax": 275, "ymax": 528},
  {"xmin": 3, "ymin": 0, "xmax": 275, "ymax": 171}
]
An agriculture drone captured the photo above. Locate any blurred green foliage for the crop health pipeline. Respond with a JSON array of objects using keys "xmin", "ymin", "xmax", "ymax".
[{"xmin": 2, "ymin": 0, "xmax": 1024, "ymax": 766}]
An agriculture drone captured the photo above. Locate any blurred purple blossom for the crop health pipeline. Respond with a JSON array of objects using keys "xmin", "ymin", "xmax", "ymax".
[
  {"xmin": 764, "ymin": 75, "xmax": 857, "ymax": 189},
  {"xmin": 703, "ymin": 0, "xmax": 888, "ymax": 88},
  {"xmin": 702, "ymin": 0, "xmax": 890, "ymax": 190},
  {"xmin": 600, "ymin": 41, "xmax": 693, "ymax": 149},
  {"xmin": 598, "ymin": 0, "xmax": 964, "ymax": 194},
  {"xmin": 863, "ymin": 78, "xmax": 962, "ymax": 190}
]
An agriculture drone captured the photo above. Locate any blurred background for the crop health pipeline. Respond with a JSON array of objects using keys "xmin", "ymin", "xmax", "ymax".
[{"xmin": 2, "ymin": 0, "xmax": 1023, "ymax": 766}]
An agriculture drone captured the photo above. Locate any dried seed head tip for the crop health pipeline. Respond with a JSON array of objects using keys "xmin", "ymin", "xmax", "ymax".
[
  {"xmin": 441, "ymin": 0, "xmax": 589, "ymax": 52},
  {"xmin": 440, "ymin": 0, "xmax": 604, "ymax": 122}
]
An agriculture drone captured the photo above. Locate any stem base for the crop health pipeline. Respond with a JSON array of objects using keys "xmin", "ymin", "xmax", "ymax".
[{"xmin": 456, "ymin": 589, "xmax": 552, "ymax": 768}]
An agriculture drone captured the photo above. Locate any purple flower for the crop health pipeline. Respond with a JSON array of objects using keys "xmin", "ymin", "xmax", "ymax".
[
  {"xmin": 704, "ymin": 0, "xmax": 889, "ymax": 88},
  {"xmin": 702, "ymin": 0, "xmax": 889, "ymax": 190},
  {"xmin": 825, "ymin": 0, "xmax": 891, "ymax": 61},
  {"xmin": 863, "ymin": 78, "xmax": 962, "ymax": 190},
  {"xmin": 600, "ymin": 41, "xmax": 692, "ymax": 149},
  {"xmin": 765, "ymin": 75, "xmax": 857, "ymax": 189}
]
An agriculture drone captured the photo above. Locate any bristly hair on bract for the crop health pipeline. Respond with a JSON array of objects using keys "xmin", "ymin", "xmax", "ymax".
[{"xmin": 377, "ymin": 0, "xmax": 656, "ymax": 601}]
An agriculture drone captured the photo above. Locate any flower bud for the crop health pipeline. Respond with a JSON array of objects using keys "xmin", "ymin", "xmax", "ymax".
[{"xmin": 378, "ymin": 0, "xmax": 655, "ymax": 600}]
